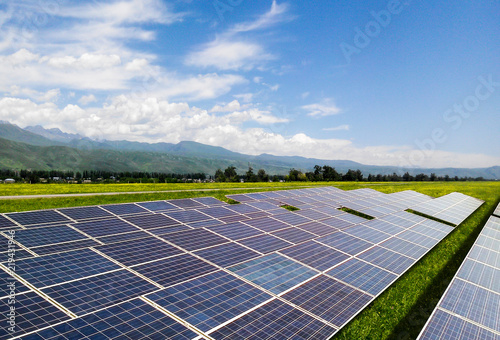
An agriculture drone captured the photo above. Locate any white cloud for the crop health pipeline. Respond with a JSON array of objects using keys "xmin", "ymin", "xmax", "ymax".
[
  {"xmin": 323, "ymin": 125, "xmax": 350, "ymax": 131},
  {"xmin": 186, "ymin": 40, "xmax": 274, "ymax": 71},
  {"xmin": 210, "ymin": 100, "xmax": 245, "ymax": 113},
  {"xmin": 263, "ymin": 83, "xmax": 280, "ymax": 91},
  {"xmin": 1, "ymin": 95, "xmax": 499, "ymax": 169},
  {"xmin": 6, "ymin": 86, "xmax": 60, "ymax": 102},
  {"xmin": 302, "ymin": 100, "xmax": 342, "ymax": 117},
  {"xmin": 44, "ymin": 54, "xmax": 121, "ymax": 70},
  {"xmin": 301, "ymin": 92, "xmax": 310, "ymax": 99},
  {"xmin": 234, "ymin": 93, "xmax": 254, "ymax": 103},
  {"xmin": 79, "ymin": 94, "xmax": 97, "ymax": 106},
  {"xmin": 227, "ymin": 1, "xmax": 292, "ymax": 36}
]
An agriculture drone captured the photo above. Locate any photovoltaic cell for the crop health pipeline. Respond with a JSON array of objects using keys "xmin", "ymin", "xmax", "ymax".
[
  {"xmin": 100, "ymin": 203, "xmax": 149, "ymax": 215},
  {"xmin": 23, "ymin": 298, "xmax": 200, "ymax": 340},
  {"xmin": 316, "ymin": 232, "xmax": 374, "ymax": 256},
  {"xmin": 30, "ymin": 239, "xmax": 100, "ymax": 256},
  {"xmin": 0, "ymin": 270, "xmax": 30, "ymax": 298},
  {"xmin": 361, "ymin": 219, "xmax": 405, "ymax": 235},
  {"xmin": 41, "ymin": 269, "xmax": 157, "ymax": 315},
  {"xmin": 168, "ymin": 198, "xmax": 205, "ymax": 209},
  {"xmin": 243, "ymin": 216, "xmax": 289, "ymax": 232},
  {"xmin": 207, "ymin": 221, "xmax": 263, "ymax": 241},
  {"xmin": 297, "ymin": 221, "xmax": 338, "ymax": 236},
  {"xmin": 380, "ymin": 237, "xmax": 428, "ymax": 260},
  {"xmin": 456, "ymin": 259, "xmax": 500, "ymax": 293},
  {"xmin": 5, "ymin": 210, "xmax": 70, "ymax": 226},
  {"xmin": 147, "ymin": 270, "xmax": 272, "ymax": 332},
  {"xmin": 137, "ymin": 200, "xmax": 180, "ymax": 212},
  {"xmin": 0, "ymin": 291, "xmax": 70, "ymax": 339},
  {"xmin": 238, "ymin": 233, "xmax": 293, "ymax": 254},
  {"xmin": 271, "ymin": 227, "xmax": 317, "ymax": 244},
  {"xmin": 163, "ymin": 210, "xmax": 213, "ymax": 224},
  {"xmin": 397, "ymin": 230, "xmax": 438, "ymax": 249},
  {"xmin": 132, "ymin": 253, "xmax": 218, "ymax": 288},
  {"xmin": 123, "ymin": 213, "xmax": 181, "ymax": 229},
  {"xmin": 0, "ymin": 215, "xmax": 18, "ymax": 229},
  {"xmin": 225, "ymin": 203, "xmax": 261, "ymax": 214},
  {"xmin": 96, "ymin": 230, "xmax": 150, "ymax": 244},
  {"xmin": 14, "ymin": 248, "xmax": 121, "ymax": 288},
  {"xmin": 228, "ymin": 253, "xmax": 318, "ymax": 294},
  {"xmin": 209, "ymin": 299, "xmax": 336, "ymax": 340},
  {"xmin": 418, "ymin": 309, "xmax": 499, "ymax": 340},
  {"xmin": 282, "ymin": 275, "xmax": 372, "ymax": 327},
  {"xmin": 192, "ymin": 196, "xmax": 227, "ymax": 206},
  {"xmin": 272, "ymin": 212, "xmax": 312, "ymax": 226},
  {"xmin": 468, "ymin": 244, "xmax": 500, "ymax": 268},
  {"xmin": 279, "ymin": 240, "xmax": 350, "ymax": 272},
  {"xmin": 13, "ymin": 225, "xmax": 88, "ymax": 248},
  {"xmin": 147, "ymin": 224, "xmax": 192, "ymax": 236},
  {"xmin": 343, "ymin": 224, "xmax": 391, "ymax": 244},
  {"xmin": 57, "ymin": 206, "xmax": 113, "ymax": 221},
  {"xmin": 71, "ymin": 218, "xmax": 141, "ymax": 238},
  {"xmin": 194, "ymin": 242, "xmax": 261, "ymax": 268},
  {"xmin": 159, "ymin": 228, "xmax": 228, "ymax": 251},
  {"xmin": 326, "ymin": 258, "xmax": 397, "ymax": 295},
  {"xmin": 197, "ymin": 206, "xmax": 237, "ymax": 218},
  {"xmin": 358, "ymin": 246, "xmax": 415, "ymax": 275},
  {"xmin": 96, "ymin": 236, "xmax": 184, "ymax": 266},
  {"xmin": 320, "ymin": 216, "xmax": 354, "ymax": 230}
]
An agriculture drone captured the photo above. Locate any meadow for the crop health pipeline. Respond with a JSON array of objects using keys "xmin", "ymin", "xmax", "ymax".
[{"xmin": 1, "ymin": 181, "xmax": 499, "ymax": 339}]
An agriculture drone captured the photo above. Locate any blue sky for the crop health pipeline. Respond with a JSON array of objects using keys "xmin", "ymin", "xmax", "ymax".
[{"xmin": 0, "ymin": 0, "xmax": 498, "ymax": 168}]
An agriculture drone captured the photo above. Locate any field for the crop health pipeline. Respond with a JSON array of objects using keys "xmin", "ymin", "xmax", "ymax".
[{"xmin": 2, "ymin": 181, "xmax": 499, "ymax": 339}]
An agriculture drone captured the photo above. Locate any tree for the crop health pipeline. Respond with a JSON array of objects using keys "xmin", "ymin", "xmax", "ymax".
[
  {"xmin": 257, "ymin": 169, "xmax": 269, "ymax": 182},
  {"xmin": 214, "ymin": 169, "xmax": 226, "ymax": 182},
  {"xmin": 322, "ymin": 165, "xmax": 341, "ymax": 181},
  {"xmin": 245, "ymin": 166, "xmax": 257, "ymax": 182},
  {"xmin": 224, "ymin": 166, "xmax": 239, "ymax": 182}
]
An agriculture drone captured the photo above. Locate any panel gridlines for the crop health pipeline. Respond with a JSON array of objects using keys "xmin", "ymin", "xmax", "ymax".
[
  {"xmin": 418, "ymin": 215, "xmax": 500, "ymax": 339},
  {"xmin": 0, "ymin": 189, "xmax": 483, "ymax": 340}
]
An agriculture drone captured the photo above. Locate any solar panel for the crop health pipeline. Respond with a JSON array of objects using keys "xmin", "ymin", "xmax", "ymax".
[
  {"xmin": 282, "ymin": 275, "xmax": 372, "ymax": 327},
  {"xmin": 494, "ymin": 203, "xmax": 500, "ymax": 218},
  {"xmin": 326, "ymin": 258, "xmax": 397, "ymax": 295},
  {"xmin": 3, "ymin": 188, "xmax": 483, "ymax": 340},
  {"xmin": 100, "ymin": 203, "xmax": 149, "ymax": 215},
  {"xmin": 418, "ymin": 215, "xmax": 500, "ymax": 339},
  {"xmin": 57, "ymin": 206, "xmax": 113, "ymax": 221},
  {"xmin": 131, "ymin": 253, "xmax": 218, "ymax": 288},
  {"xmin": 159, "ymin": 228, "xmax": 228, "ymax": 251},
  {"xmin": 24, "ymin": 298, "xmax": 200, "ymax": 340},
  {"xmin": 279, "ymin": 240, "xmax": 350, "ymax": 271},
  {"xmin": 194, "ymin": 242, "xmax": 261, "ymax": 267},
  {"xmin": 95, "ymin": 237, "xmax": 184, "ymax": 266},
  {"xmin": 0, "ymin": 291, "xmax": 70, "ymax": 339},
  {"xmin": 146, "ymin": 270, "xmax": 272, "ymax": 332},
  {"xmin": 41, "ymin": 269, "xmax": 157, "ymax": 315},
  {"xmin": 0, "ymin": 269, "xmax": 30, "ymax": 298},
  {"xmin": 5, "ymin": 210, "xmax": 70, "ymax": 226},
  {"xmin": 14, "ymin": 248, "xmax": 121, "ymax": 288},
  {"xmin": 209, "ymin": 299, "xmax": 337, "ymax": 340},
  {"xmin": 0, "ymin": 215, "xmax": 19, "ymax": 229},
  {"xmin": 228, "ymin": 253, "xmax": 318, "ymax": 294}
]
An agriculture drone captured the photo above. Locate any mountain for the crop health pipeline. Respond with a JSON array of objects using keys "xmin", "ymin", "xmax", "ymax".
[{"xmin": 0, "ymin": 121, "xmax": 498, "ymax": 178}]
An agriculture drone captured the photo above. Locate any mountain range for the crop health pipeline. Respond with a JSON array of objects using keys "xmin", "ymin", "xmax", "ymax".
[{"xmin": 0, "ymin": 121, "xmax": 498, "ymax": 179}]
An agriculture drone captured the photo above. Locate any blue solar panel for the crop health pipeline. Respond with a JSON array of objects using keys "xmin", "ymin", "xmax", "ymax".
[
  {"xmin": 146, "ymin": 270, "xmax": 272, "ymax": 332},
  {"xmin": 358, "ymin": 246, "xmax": 414, "ymax": 275},
  {"xmin": 147, "ymin": 224, "xmax": 192, "ymax": 236},
  {"xmin": 14, "ymin": 248, "xmax": 121, "ymax": 288},
  {"xmin": 218, "ymin": 214, "xmax": 251, "ymax": 223},
  {"xmin": 243, "ymin": 216, "xmax": 289, "ymax": 232},
  {"xmin": 0, "ymin": 215, "xmax": 19, "ymax": 229},
  {"xmin": 163, "ymin": 210, "xmax": 213, "ymax": 223},
  {"xmin": 137, "ymin": 200, "xmax": 181, "ymax": 211},
  {"xmin": 209, "ymin": 299, "xmax": 336, "ymax": 340},
  {"xmin": 100, "ymin": 203, "xmax": 149, "ymax": 215},
  {"xmin": 24, "ymin": 298, "xmax": 200, "ymax": 340},
  {"xmin": 57, "ymin": 206, "xmax": 113, "ymax": 221},
  {"xmin": 418, "ymin": 309, "xmax": 499, "ymax": 340},
  {"xmin": 294, "ymin": 209, "xmax": 330, "ymax": 220},
  {"xmin": 297, "ymin": 221, "xmax": 338, "ymax": 236},
  {"xmin": 468, "ymin": 244, "xmax": 500, "ymax": 268},
  {"xmin": 14, "ymin": 225, "xmax": 88, "ymax": 248},
  {"xmin": 271, "ymin": 227, "xmax": 316, "ymax": 244},
  {"xmin": 186, "ymin": 219, "xmax": 224, "ymax": 228},
  {"xmin": 247, "ymin": 201, "xmax": 279, "ymax": 211},
  {"xmin": 96, "ymin": 230, "xmax": 150, "ymax": 244},
  {"xmin": 326, "ymin": 258, "xmax": 397, "ymax": 295},
  {"xmin": 361, "ymin": 219, "xmax": 405, "ymax": 235},
  {"xmin": 192, "ymin": 196, "xmax": 228, "ymax": 206},
  {"xmin": 207, "ymin": 221, "xmax": 263, "ymax": 241},
  {"xmin": 228, "ymin": 253, "xmax": 318, "ymax": 294},
  {"xmin": 41, "ymin": 269, "xmax": 157, "ymax": 315},
  {"xmin": 238, "ymin": 234, "xmax": 293, "ymax": 254},
  {"xmin": 0, "ymin": 269, "xmax": 30, "ymax": 298},
  {"xmin": 397, "ymin": 230, "xmax": 438, "ymax": 249},
  {"xmin": 71, "ymin": 218, "xmax": 140, "ymax": 237},
  {"xmin": 6, "ymin": 210, "xmax": 70, "ymax": 226},
  {"xmin": 244, "ymin": 211, "xmax": 271, "ymax": 219},
  {"xmin": 282, "ymin": 275, "xmax": 372, "ymax": 327},
  {"xmin": 320, "ymin": 216, "xmax": 355, "ymax": 230},
  {"xmin": 380, "ymin": 237, "xmax": 428, "ymax": 260},
  {"xmin": 96, "ymin": 236, "xmax": 184, "ymax": 266},
  {"xmin": 316, "ymin": 232, "xmax": 374, "ymax": 256},
  {"xmin": 132, "ymin": 253, "xmax": 218, "ymax": 287},
  {"xmin": 194, "ymin": 242, "xmax": 261, "ymax": 267},
  {"xmin": 279, "ymin": 240, "xmax": 350, "ymax": 271},
  {"xmin": 197, "ymin": 206, "xmax": 237, "ymax": 218},
  {"xmin": 225, "ymin": 204, "xmax": 261, "ymax": 214},
  {"xmin": 123, "ymin": 213, "xmax": 181, "ymax": 229},
  {"xmin": 30, "ymin": 239, "xmax": 100, "ymax": 256},
  {"xmin": 168, "ymin": 198, "xmax": 205, "ymax": 209},
  {"xmin": 159, "ymin": 228, "xmax": 228, "ymax": 251},
  {"xmin": 456, "ymin": 259, "xmax": 500, "ymax": 294},
  {"xmin": 343, "ymin": 224, "xmax": 391, "ymax": 243},
  {"xmin": 0, "ymin": 291, "xmax": 70, "ymax": 339},
  {"xmin": 272, "ymin": 212, "xmax": 312, "ymax": 226}
]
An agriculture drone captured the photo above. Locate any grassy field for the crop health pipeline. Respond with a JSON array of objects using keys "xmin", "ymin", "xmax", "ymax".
[{"xmin": 1, "ymin": 181, "xmax": 499, "ymax": 339}]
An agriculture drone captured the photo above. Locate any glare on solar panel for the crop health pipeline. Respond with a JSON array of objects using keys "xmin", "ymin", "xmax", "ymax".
[{"xmin": 279, "ymin": 240, "xmax": 350, "ymax": 271}]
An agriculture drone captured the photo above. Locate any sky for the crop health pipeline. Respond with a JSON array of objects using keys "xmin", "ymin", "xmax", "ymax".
[{"xmin": 0, "ymin": 0, "xmax": 498, "ymax": 169}]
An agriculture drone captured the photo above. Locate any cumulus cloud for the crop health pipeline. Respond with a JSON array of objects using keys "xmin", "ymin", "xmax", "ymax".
[
  {"xmin": 1, "ymin": 95, "xmax": 499, "ymax": 168},
  {"xmin": 78, "ymin": 94, "xmax": 97, "ymax": 105}
]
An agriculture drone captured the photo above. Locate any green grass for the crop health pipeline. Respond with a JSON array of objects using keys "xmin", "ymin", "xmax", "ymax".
[{"xmin": 1, "ymin": 181, "xmax": 499, "ymax": 339}]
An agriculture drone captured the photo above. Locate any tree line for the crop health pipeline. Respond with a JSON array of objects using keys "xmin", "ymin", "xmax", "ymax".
[{"xmin": 214, "ymin": 165, "xmax": 487, "ymax": 182}]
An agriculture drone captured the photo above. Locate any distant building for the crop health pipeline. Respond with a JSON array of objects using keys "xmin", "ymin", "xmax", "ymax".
[{"xmin": 4, "ymin": 178, "xmax": 15, "ymax": 183}]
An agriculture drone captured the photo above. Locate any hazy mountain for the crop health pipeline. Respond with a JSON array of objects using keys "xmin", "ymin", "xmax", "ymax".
[{"xmin": 0, "ymin": 121, "xmax": 498, "ymax": 178}]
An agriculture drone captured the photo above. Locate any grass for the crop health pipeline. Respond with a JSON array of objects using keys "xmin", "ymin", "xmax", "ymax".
[{"xmin": 1, "ymin": 181, "xmax": 499, "ymax": 339}]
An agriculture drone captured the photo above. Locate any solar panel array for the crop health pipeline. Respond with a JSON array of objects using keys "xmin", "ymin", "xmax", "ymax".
[
  {"xmin": 417, "ymin": 214, "xmax": 500, "ymax": 340},
  {"xmin": 0, "ymin": 187, "xmax": 484, "ymax": 340},
  {"xmin": 409, "ymin": 192, "xmax": 484, "ymax": 225},
  {"xmin": 494, "ymin": 202, "xmax": 500, "ymax": 218}
]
